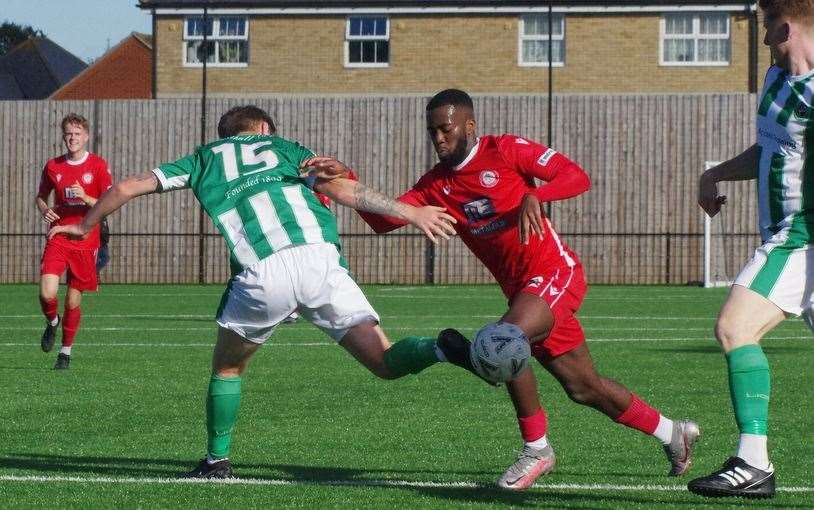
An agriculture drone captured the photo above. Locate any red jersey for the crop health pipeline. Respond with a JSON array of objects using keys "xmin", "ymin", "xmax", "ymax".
[
  {"xmin": 359, "ymin": 134, "xmax": 591, "ymax": 298},
  {"xmin": 38, "ymin": 152, "xmax": 112, "ymax": 250}
]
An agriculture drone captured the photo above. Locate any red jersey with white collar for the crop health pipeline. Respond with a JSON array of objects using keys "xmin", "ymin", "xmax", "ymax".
[
  {"xmin": 38, "ymin": 152, "xmax": 112, "ymax": 250},
  {"xmin": 359, "ymin": 134, "xmax": 590, "ymax": 298}
]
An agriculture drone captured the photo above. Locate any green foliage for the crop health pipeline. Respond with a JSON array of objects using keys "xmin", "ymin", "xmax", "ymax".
[
  {"xmin": 0, "ymin": 20, "xmax": 45, "ymax": 56},
  {"xmin": 0, "ymin": 284, "xmax": 812, "ymax": 508}
]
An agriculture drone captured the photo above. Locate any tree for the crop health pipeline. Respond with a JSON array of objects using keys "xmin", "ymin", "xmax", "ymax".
[{"xmin": 0, "ymin": 21, "xmax": 45, "ymax": 56}]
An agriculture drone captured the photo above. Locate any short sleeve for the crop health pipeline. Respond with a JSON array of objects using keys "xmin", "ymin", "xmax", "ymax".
[
  {"xmin": 291, "ymin": 142, "xmax": 316, "ymax": 167},
  {"xmin": 153, "ymin": 153, "xmax": 197, "ymax": 192},
  {"xmin": 37, "ymin": 165, "xmax": 53, "ymax": 198},
  {"xmin": 284, "ymin": 140, "xmax": 318, "ymax": 188}
]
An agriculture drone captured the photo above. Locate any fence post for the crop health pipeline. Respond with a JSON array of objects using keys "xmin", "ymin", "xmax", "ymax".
[
  {"xmin": 665, "ymin": 234, "xmax": 672, "ymax": 284},
  {"xmin": 198, "ymin": 6, "xmax": 209, "ymax": 284},
  {"xmin": 424, "ymin": 239, "xmax": 435, "ymax": 284}
]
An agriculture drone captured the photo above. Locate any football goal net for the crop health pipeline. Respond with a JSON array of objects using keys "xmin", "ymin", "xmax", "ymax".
[
  {"xmin": 702, "ymin": 161, "xmax": 761, "ymax": 288},
  {"xmin": 703, "ymin": 161, "xmax": 736, "ymax": 288}
]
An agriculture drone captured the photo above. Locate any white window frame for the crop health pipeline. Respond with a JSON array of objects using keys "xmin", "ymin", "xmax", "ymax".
[
  {"xmin": 518, "ymin": 14, "xmax": 565, "ymax": 67},
  {"xmin": 659, "ymin": 12, "xmax": 730, "ymax": 67},
  {"xmin": 183, "ymin": 16, "xmax": 249, "ymax": 68},
  {"xmin": 344, "ymin": 15, "xmax": 390, "ymax": 68}
]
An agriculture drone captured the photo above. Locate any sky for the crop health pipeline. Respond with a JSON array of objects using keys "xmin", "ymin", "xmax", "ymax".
[{"xmin": 3, "ymin": 0, "xmax": 152, "ymax": 62}]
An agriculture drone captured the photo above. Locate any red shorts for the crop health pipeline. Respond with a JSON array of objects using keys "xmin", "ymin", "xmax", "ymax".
[
  {"xmin": 40, "ymin": 242, "xmax": 98, "ymax": 292},
  {"xmin": 513, "ymin": 264, "xmax": 587, "ymax": 359}
]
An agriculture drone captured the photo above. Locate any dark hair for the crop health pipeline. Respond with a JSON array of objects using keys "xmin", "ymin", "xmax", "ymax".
[
  {"xmin": 759, "ymin": 0, "xmax": 814, "ymax": 20},
  {"xmin": 61, "ymin": 113, "xmax": 89, "ymax": 132},
  {"xmin": 217, "ymin": 105, "xmax": 277, "ymax": 138},
  {"xmin": 426, "ymin": 89, "xmax": 474, "ymax": 112}
]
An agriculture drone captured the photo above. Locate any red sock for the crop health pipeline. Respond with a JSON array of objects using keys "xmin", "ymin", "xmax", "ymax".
[
  {"xmin": 615, "ymin": 393, "xmax": 660, "ymax": 435},
  {"xmin": 518, "ymin": 408, "xmax": 548, "ymax": 442},
  {"xmin": 62, "ymin": 306, "xmax": 81, "ymax": 347},
  {"xmin": 40, "ymin": 297, "xmax": 58, "ymax": 322}
]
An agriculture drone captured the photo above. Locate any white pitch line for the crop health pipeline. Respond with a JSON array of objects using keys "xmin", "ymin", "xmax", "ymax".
[
  {"xmin": 0, "ymin": 342, "xmax": 333, "ymax": 347},
  {"xmin": 0, "ymin": 326, "xmax": 725, "ymax": 332},
  {"xmin": 85, "ymin": 293, "xmax": 719, "ymax": 301},
  {"xmin": 0, "ymin": 336, "xmax": 811, "ymax": 347},
  {"xmin": 6, "ymin": 326, "xmax": 802, "ymax": 333},
  {"xmin": 0, "ymin": 474, "xmax": 810, "ymax": 493},
  {"xmin": 0, "ymin": 314, "xmax": 722, "ymax": 320}
]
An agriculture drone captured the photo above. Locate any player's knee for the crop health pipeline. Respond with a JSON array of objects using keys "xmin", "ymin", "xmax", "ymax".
[
  {"xmin": 367, "ymin": 362, "xmax": 399, "ymax": 380},
  {"xmin": 714, "ymin": 316, "xmax": 743, "ymax": 351},
  {"xmin": 214, "ymin": 366, "xmax": 242, "ymax": 378}
]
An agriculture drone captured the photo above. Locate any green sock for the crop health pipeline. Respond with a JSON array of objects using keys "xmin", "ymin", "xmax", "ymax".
[
  {"xmin": 383, "ymin": 336, "xmax": 439, "ymax": 377},
  {"xmin": 206, "ymin": 374, "xmax": 242, "ymax": 459},
  {"xmin": 726, "ymin": 344, "xmax": 770, "ymax": 435}
]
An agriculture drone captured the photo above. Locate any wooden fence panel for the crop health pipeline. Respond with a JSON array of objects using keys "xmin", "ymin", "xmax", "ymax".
[{"xmin": 0, "ymin": 95, "xmax": 759, "ymax": 284}]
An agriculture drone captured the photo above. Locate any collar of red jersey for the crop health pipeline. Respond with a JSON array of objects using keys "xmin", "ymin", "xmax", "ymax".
[
  {"xmin": 65, "ymin": 151, "xmax": 90, "ymax": 166},
  {"xmin": 452, "ymin": 138, "xmax": 480, "ymax": 171}
]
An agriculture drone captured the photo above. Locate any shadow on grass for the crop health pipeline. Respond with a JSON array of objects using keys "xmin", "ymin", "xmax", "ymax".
[
  {"xmin": 412, "ymin": 485, "xmax": 811, "ymax": 509},
  {"xmin": 0, "ymin": 366, "xmax": 53, "ymax": 371},
  {"xmin": 642, "ymin": 344, "xmax": 810, "ymax": 355},
  {"xmin": 0, "ymin": 452, "xmax": 491, "ymax": 479},
  {"xmin": 3, "ymin": 452, "xmax": 809, "ymax": 508}
]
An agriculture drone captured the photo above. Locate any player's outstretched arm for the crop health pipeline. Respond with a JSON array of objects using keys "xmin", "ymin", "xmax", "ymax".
[
  {"xmin": 314, "ymin": 174, "xmax": 456, "ymax": 243},
  {"xmin": 300, "ymin": 156, "xmax": 417, "ymax": 234},
  {"xmin": 48, "ymin": 171, "xmax": 159, "ymax": 240},
  {"xmin": 698, "ymin": 144, "xmax": 759, "ymax": 217}
]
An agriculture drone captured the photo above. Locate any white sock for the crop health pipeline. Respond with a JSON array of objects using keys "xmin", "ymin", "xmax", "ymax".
[
  {"xmin": 59, "ymin": 346, "xmax": 72, "ymax": 356},
  {"xmin": 653, "ymin": 415, "xmax": 674, "ymax": 445},
  {"xmin": 49, "ymin": 316, "xmax": 59, "ymax": 327},
  {"xmin": 207, "ymin": 454, "xmax": 228, "ymax": 465},
  {"xmin": 525, "ymin": 434, "xmax": 549, "ymax": 449},
  {"xmin": 434, "ymin": 345, "xmax": 447, "ymax": 362},
  {"xmin": 737, "ymin": 434, "xmax": 771, "ymax": 470}
]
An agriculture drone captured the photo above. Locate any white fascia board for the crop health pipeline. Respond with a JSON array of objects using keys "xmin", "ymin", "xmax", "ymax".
[{"xmin": 155, "ymin": 5, "xmax": 757, "ymax": 16}]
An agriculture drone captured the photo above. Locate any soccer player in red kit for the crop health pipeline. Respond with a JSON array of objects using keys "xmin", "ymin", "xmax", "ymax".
[
  {"xmin": 305, "ymin": 89, "xmax": 700, "ymax": 490},
  {"xmin": 36, "ymin": 114, "xmax": 112, "ymax": 369}
]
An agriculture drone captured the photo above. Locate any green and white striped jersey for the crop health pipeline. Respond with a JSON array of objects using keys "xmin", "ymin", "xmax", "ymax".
[
  {"xmin": 756, "ymin": 65, "xmax": 814, "ymax": 245},
  {"xmin": 152, "ymin": 134, "xmax": 340, "ymax": 275}
]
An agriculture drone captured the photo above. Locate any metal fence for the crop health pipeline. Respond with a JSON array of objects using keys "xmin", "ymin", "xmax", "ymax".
[{"xmin": 0, "ymin": 95, "xmax": 760, "ymax": 285}]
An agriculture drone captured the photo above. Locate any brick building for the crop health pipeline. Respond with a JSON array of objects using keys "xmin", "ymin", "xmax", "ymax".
[
  {"xmin": 51, "ymin": 33, "xmax": 153, "ymax": 100},
  {"xmin": 138, "ymin": 0, "xmax": 766, "ymax": 97}
]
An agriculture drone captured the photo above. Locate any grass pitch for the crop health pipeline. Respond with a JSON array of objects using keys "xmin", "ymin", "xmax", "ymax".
[{"xmin": 1, "ymin": 283, "xmax": 812, "ymax": 509}]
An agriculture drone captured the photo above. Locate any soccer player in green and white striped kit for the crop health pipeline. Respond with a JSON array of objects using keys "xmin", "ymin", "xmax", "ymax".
[
  {"xmin": 690, "ymin": 0, "xmax": 814, "ymax": 499},
  {"xmin": 49, "ymin": 105, "xmax": 467, "ymax": 479}
]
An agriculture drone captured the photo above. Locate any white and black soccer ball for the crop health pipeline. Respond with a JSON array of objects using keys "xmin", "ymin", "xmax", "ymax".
[{"xmin": 469, "ymin": 322, "xmax": 530, "ymax": 383}]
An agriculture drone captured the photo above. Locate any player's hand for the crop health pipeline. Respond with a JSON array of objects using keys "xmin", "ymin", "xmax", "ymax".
[
  {"xmin": 300, "ymin": 156, "xmax": 350, "ymax": 180},
  {"xmin": 48, "ymin": 224, "xmax": 89, "ymax": 240},
  {"xmin": 41, "ymin": 207, "xmax": 60, "ymax": 223},
  {"xmin": 69, "ymin": 182, "xmax": 89, "ymax": 202},
  {"xmin": 519, "ymin": 194, "xmax": 545, "ymax": 245},
  {"xmin": 406, "ymin": 206, "xmax": 457, "ymax": 243},
  {"xmin": 698, "ymin": 172, "xmax": 727, "ymax": 217}
]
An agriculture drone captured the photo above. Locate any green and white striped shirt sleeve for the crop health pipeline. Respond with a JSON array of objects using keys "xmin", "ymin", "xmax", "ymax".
[{"xmin": 153, "ymin": 154, "xmax": 198, "ymax": 192}]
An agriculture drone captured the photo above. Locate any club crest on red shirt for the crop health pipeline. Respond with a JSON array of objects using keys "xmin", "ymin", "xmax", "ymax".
[
  {"xmin": 82, "ymin": 173, "xmax": 93, "ymax": 184},
  {"xmin": 527, "ymin": 276, "xmax": 544, "ymax": 288},
  {"xmin": 479, "ymin": 169, "xmax": 499, "ymax": 188}
]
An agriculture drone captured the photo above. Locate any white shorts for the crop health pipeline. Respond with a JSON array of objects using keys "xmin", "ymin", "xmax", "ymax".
[
  {"xmin": 216, "ymin": 243, "xmax": 379, "ymax": 343},
  {"xmin": 734, "ymin": 240, "xmax": 814, "ymax": 319}
]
